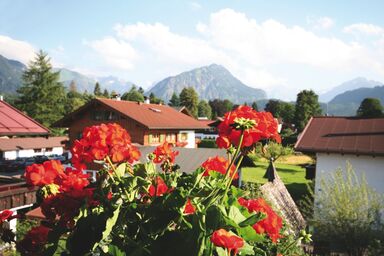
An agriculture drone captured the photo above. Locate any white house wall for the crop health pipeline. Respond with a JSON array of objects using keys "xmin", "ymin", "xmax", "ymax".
[
  {"xmin": 179, "ymin": 130, "xmax": 195, "ymax": 148},
  {"xmin": 3, "ymin": 146, "xmax": 64, "ymax": 160},
  {"xmin": 316, "ymin": 153, "xmax": 384, "ymax": 194}
]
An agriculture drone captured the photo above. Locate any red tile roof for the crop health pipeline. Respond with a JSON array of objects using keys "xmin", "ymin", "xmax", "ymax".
[
  {"xmin": 0, "ymin": 136, "xmax": 68, "ymax": 151},
  {"xmin": 0, "ymin": 100, "xmax": 49, "ymax": 136},
  {"xmin": 295, "ymin": 116, "xmax": 384, "ymax": 156},
  {"xmin": 55, "ymin": 98, "xmax": 209, "ymax": 130}
]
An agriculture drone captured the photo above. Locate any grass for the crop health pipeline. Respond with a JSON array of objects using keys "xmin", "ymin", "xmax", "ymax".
[{"xmin": 241, "ymin": 160, "xmax": 312, "ymax": 202}]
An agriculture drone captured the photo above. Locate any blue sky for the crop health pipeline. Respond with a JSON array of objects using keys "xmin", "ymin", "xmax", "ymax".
[{"xmin": 1, "ymin": 0, "xmax": 383, "ymax": 99}]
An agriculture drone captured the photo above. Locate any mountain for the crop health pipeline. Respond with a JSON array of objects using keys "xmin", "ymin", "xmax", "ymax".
[
  {"xmin": 0, "ymin": 55, "xmax": 26, "ymax": 93},
  {"xmin": 147, "ymin": 64, "xmax": 267, "ymax": 104},
  {"xmin": 319, "ymin": 77, "xmax": 383, "ymax": 103},
  {"xmin": 95, "ymin": 76, "xmax": 134, "ymax": 94},
  {"xmin": 55, "ymin": 68, "xmax": 97, "ymax": 92},
  {"xmin": 326, "ymin": 86, "xmax": 384, "ymax": 116}
]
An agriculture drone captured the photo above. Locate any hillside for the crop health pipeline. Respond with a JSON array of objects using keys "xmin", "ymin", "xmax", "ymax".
[
  {"xmin": 147, "ymin": 64, "xmax": 267, "ymax": 104},
  {"xmin": 0, "ymin": 55, "xmax": 26, "ymax": 93}
]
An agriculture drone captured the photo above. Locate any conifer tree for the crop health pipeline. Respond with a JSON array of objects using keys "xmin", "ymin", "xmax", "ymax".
[
  {"xmin": 179, "ymin": 87, "xmax": 198, "ymax": 117},
  {"xmin": 198, "ymin": 100, "xmax": 212, "ymax": 118},
  {"xmin": 169, "ymin": 92, "xmax": 180, "ymax": 107},
  {"xmin": 17, "ymin": 50, "xmax": 66, "ymax": 127},
  {"xmin": 103, "ymin": 89, "xmax": 110, "ymax": 98},
  {"xmin": 94, "ymin": 82, "xmax": 102, "ymax": 96},
  {"xmin": 294, "ymin": 90, "xmax": 322, "ymax": 131}
]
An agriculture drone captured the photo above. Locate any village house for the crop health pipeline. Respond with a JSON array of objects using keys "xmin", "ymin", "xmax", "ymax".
[
  {"xmin": 54, "ymin": 98, "xmax": 209, "ymax": 148},
  {"xmin": 295, "ymin": 116, "xmax": 384, "ymax": 194}
]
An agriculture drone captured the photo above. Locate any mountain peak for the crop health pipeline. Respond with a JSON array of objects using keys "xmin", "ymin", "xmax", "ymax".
[{"xmin": 147, "ymin": 64, "xmax": 266, "ymax": 103}]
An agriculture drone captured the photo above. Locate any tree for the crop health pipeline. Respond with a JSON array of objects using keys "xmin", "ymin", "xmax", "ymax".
[
  {"xmin": 294, "ymin": 90, "xmax": 322, "ymax": 132},
  {"xmin": 264, "ymin": 100, "xmax": 282, "ymax": 117},
  {"xmin": 121, "ymin": 85, "xmax": 144, "ymax": 102},
  {"xmin": 65, "ymin": 80, "xmax": 86, "ymax": 113},
  {"xmin": 279, "ymin": 102, "xmax": 295, "ymax": 124},
  {"xmin": 168, "ymin": 92, "xmax": 180, "ymax": 107},
  {"xmin": 179, "ymin": 87, "xmax": 198, "ymax": 117},
  {"xmin": 102, "ymin": 89, "xmax": 110, "ymax": 98},
  {"xmin": 198, "ymin": 100, "xmax": 212, "ymax": 118},
  {"xmin": 138, "ymin": 86, "xmax": 145, "ymax": 95},
  {"xmin": 356, "ymin": 98, "xmax": 383, "ymax": 118},
  {"xmin": 251, "ymin": 101, "xmax": 258, "ymax": 111},
  {"xmin": 149, "ymin": 92, "xmax": 163, "ymax": 104},
  {"xmin": 94, "ymin": 82, "xmax": 102, "ymax": 97},
  {"xmin": 209, "ymin": 99, "xmax": 233, "ymax": 118},
  {"xmin": 16, "ymin": 50, "xmax": 66, "ymax": 127}
]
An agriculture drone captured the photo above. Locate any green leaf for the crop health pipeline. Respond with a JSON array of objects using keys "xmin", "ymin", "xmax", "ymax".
[
  {"xmin": 239, "ymin": 241, "xmax": 254, "ymax": 255},
  {"xmin": 237, "ymin": 226, "xmax": 263, "ymax": 242},
  {"xmin": 145, "ymin": 161, "xmax": 157, "ymax": 175},
  {"xmin": 109, "ymin": 244, "xmax": 126, "ymax": 256},
  {"xmin": 215, "ymin": 247, "xmax": 228, "ymax": 256},
  {"xmin": 115, "ymin": 163, "xmax": 126, "ymax": 178},
  {"xmin": 238, "ymin": 212, "xmax": 265, "ymax": 227},
  {"xmin": 93, "ymin": 203, "xmax": 121, "ymax": 250},
  {"xmin": 228, "ymin": 205, "xmax": 246, "ymax": 224}
]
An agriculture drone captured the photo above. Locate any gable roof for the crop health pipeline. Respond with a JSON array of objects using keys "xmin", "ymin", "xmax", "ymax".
[
  {"xmin": 54, "ymin": 98, "xmax": 209, "ymax": 130},
  {"xmin": 295, "ymin": 116, "xmax": 384, "ymax": 156},
  {"xmin": 0, "ymin": 136, "xmax": 68, "ymax": 151},
  {"xmin": 0, "ymin": 100, "xmax": 50, "ymax": 136}
]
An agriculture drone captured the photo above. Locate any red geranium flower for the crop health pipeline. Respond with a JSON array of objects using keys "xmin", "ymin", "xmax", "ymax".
[
  {"xmin": 211, "ymin": 229, "xmax": 244, "ymax": 255},
  {"xmin": 17, "ymin": 225, "xmax": 50, "ymax": 255},
  {"xmin": 60, "ymin": 167, "xmax": 90, "ymax": 192},
  {"xmin": 153, "ymin": 142, "xmax": 179, "ymax": 164},
  {"xmin": 25, "ymin": 160, "xmax": 65, "ymax": 186},
  {"xmin": 183, "ymin": 199, "xmax": 196, "ymax": 215},
  {"xmin": 71, "ymin": 123, "xmax": 141, "ymax": 170},
  {"xmin": 0, "ymin": 209, "xmax": 13, "ymax": 224},
  {"xmin": 216, "ymin": 105, "xmax": 281, "ymax": 149},
  {"xmin": 238, "ymin": 197, "xmax": 283, "ymax": 243},
  {"xmin": 148, "ymin": 176, "xmax": 169, "ymax": 197},
  {"xmin": 201, "ymin": 156, "xmax": 238, "ymax": 179}
]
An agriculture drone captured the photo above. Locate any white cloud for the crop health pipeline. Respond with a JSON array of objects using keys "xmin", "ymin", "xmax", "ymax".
[
  {"xmin": 0, "ymin": 35, "xmax": 36, "ymax": 63},
  {"xmin": 307, "ymin": 16, "xmax": 334, "ymax": 29},
  {"xmin": 189, "ymin": 2, "xmax": 202, "ymax": 10},
  {"xmin": 87, "ymin": 8, "xmax": 384, "ymax": 96},
  {"xmin": 343, "ymin": 23, "xmax": 384, "ymax": 36},
  {"xmin": 86, "ymin": 36, "xmax": 137, "ymax": 70}
]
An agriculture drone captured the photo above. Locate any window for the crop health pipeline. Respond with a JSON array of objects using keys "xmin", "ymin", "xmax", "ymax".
[
  {"xmin": 104, "ymin": 111, "xmax": 119, "ymax": 121},
  {"xmin": 46, "ymin": 147, "xmax": 53, "ymax": 152},
  {"xmin": 179, "ymin": 132, "xmax": 188, "ymax": 142},
  {"xmin": 34, "ymin": 148, "xmax": 42, "ymax": 153},
  {"xmin": 166, "ymin": 133, "xmax": 176, "ymax": 142},
  {"xmin": 92, "ymin": 111, "xmax": 104, "ymax": 121},
  {"xmin": 151, "ymin": 133, "xmax": 160, "ymax": 143}
]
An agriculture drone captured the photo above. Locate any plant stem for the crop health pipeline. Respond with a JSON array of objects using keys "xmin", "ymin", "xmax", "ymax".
[{"xmin": 105, "ymin": 156, "xmax": 131, "ymax": 199}]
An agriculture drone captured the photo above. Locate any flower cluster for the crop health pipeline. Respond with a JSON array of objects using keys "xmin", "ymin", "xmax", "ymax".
[
  {"xmin": 238, "ymin": 197, "xmax": 283, "ymax": 243},
  {"xmin": 17, "ymin": 225, "xmax": 50, "ymax": 255},
  {"xmin": 211, "ymin": 229, "xmax": 244, "ymax": 255},
  {"xmin": 216, "ymin": 105, "xmax": 281, "ymax": 149},
  {"xmin": 0, "ymin": 210, "xmax": 13, "ymax": 224},
  {"xmin": 148, "ymin": 176, "xmax": 170, "ymax": 197},
  {"xmin": 72, "ymin": 123, "xmax": 141, "ymax": 170},
  {"xmin": 183, "ymin": 199, "xmax": 196, "ymax": 215},
  {"xmin": 201, "ymin": 156, "xmax": 238, "ymax": 179},
  {"xmin": 153, "ymin": 142, "xmax": 179, "ymax": 172}
]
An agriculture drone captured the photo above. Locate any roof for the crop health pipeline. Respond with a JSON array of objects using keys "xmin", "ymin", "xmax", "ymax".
[
  {"xmin": 295, "ymin": 116, "xmax": 384, "ymax": 156},
  {"xmin": 55, "ymin": 98, "xmax": 209, "ymax": 130},
  {"xmin": 0, "ymin": 100, "xmax": 50, "ymax": 136},
  {"xmin": 138, "ymin": 146, "xmax": 227, "ymax": 173},
  {"xmin": 0, "ymin": 136, "xmax": 68, "ymax": 151}
]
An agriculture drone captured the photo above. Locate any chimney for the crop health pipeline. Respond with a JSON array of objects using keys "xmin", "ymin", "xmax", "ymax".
[{"xmin": 144, "ymin": 96, "xmax": 150, "ymax": 104}]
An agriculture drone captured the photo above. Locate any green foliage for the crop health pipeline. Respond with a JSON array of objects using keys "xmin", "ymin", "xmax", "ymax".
[
  {"xmin": 16, "ymin": 50, "xmax": 66, "ymax": 127},
  {"xmin": 94, "ymin": 82, "xmax": 102, "ymax": 96},
  {"xmin": 253, "ymin": 142, "xmax": 294, "ymax": 162},
  {"xmin": 264, "ymin": 100, "xmax": 295, "ymax": 124},
  {"xmin": 198, "ymin": 139, "xmax": 218, "ymax": 148},
  {"xmin": 294, "ymin": 90, "xmax": 322, "ymax": 132},
  {"xmin": 251, "ymin": 101, "xmax": 258, "ymax": 111},
  {"xmin": 179, "ymin": 87, "xmax": 199, "ymax": 117},
  {"xmin": 168, "ymin": 92, "xmax": 180, "ymax": 107},
  {"xmin": 121, "ymin": 85, "xmax": 144, "ymax": 102},
  {"xmin": 209, "ymin": 99, "xmax": 233, "ymax": 118},
  {"xmin": 356, "ymin": 97, "xmax": 383, "ymax": 118},
  {"xmin": 103, "ymin": 89, "xmax": 110, "ymax": 98},
  {"xmin": 198, "ymin": 100, "xmax": 212, "ymax": 118},
  {"xmin": 313, "ymin": 163, "xmax": 384, "ymax": 255},
  {"xmin": 149, "ymin": 92, "xmax": 163, "ymax": 104}
]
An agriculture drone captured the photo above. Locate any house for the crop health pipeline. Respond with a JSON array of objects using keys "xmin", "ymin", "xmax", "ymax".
[
  {"xmin": 0, "ymin": 136, "xmax": 68, "ymax": 160},
  {"xmin": 295, "ymin": 116, "xmax": 384, "ymax": 194},
  {"xmin": 54, "ymin": 98, "xmax": 209, "ymax": 148},
  {"xmin": 0, "ymin": 99, "xmax": 49, "ymax": 137}
]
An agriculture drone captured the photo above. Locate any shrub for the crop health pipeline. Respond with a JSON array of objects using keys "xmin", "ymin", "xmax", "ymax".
[
  {"xmin": 313, "ymin": 163, "xmax": 384, "ymax": 255},
  {"xmin": 198, "ymin": 138, "xmax": 218, "ymax": 148}
]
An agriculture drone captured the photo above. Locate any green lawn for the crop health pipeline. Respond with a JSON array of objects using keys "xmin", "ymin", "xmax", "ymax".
[{"xmin": 241, "ymin": 162, "xmax": 311, "ymax": 202}]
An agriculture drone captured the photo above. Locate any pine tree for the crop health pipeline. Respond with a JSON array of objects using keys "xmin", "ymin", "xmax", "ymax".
[
  {"xmin": 17, "ymin": 50, "xmax": 66, "ymax": 127},
  {"xmin": 179, "ymin": 87, "xmax": 199, "ymax": 117},
  {"xmin": 251, "ymin": 101, "xmax": 258, "ymax": 111},
  {"xmin": 294, "ymin": 90, "xmax": 322, "ymax": 131},
  {"xmin": 198, "ymin": 100, "xmax": 212, "ymax": 118},
  {"xmin": 169, "ymin": 92, "xmax": 180, "ymax": 107},
  {"xmin": 94, "ymin": 82, "xmax": 102, "ymax": 96},
  {"xmin": 103, "ymin": 89, "xmax": 110, "ymax": 98}
]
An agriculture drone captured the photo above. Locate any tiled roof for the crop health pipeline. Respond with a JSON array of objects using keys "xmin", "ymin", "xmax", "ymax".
[
  {"xmin": 0, "ymin": 100, "xmax": 49, "ymax": 136},
  {"xmin": 138, "ymin": 146, "xmax": 227, "ymax": 173},
  {"xmin": 295, "ymin": 116, "xmax": 384, "ymax": 156},
  {"xmin": 0, "ymin": 136, "xmax": 68, "ymax": 151},
  {"xmin": 55, "ymin": 98, "xmax": 209, "ymax": 130}
]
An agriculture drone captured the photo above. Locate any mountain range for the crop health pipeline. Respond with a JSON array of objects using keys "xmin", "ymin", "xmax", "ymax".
[
  {"xmin": 147, "ymin": 64, "xmax": 267, "ymax": 104},
  {"xmin": 0, "ymin": 54, "xmax": 383, "ymax": 116}
]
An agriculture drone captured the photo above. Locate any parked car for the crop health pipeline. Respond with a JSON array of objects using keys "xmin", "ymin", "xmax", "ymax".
[
  {"xmin": 48, "ymin": 154, "xmax": 66, "ymax": 162},
  {"xmin": 34, "ymin": 155, "xmax": 49, "ymax": 164}
]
